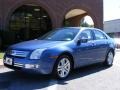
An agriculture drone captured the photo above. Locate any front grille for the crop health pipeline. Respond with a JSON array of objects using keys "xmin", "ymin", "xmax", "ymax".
[{"xmin": 6, "ymin": 50, "xmax": 29, "ymax": 58}]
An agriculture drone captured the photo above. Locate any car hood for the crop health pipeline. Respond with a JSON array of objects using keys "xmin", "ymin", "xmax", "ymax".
[{"xmin": 10, "ymin": 40, "xmax": 67, "ymax": 50}]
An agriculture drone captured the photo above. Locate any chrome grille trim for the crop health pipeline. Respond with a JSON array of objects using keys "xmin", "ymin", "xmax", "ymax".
[
  {"xmin": 14, "ymin": 63, "xmax": 24, "ymax": 67},
  {"xmin": 8, "ymin": 50, "xmax": 29, "ymax": 57}
]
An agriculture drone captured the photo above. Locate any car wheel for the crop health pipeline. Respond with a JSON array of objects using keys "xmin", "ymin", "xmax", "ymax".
[
  {"xmin": 104, "ymin": 51, "xmax": 114, "ymax": 66},
  {"xmin": 53, "ymin": 55, "xmax": 72, "ymax": 79}
]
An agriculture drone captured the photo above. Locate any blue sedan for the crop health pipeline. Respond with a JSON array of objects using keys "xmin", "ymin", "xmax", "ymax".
[{"xmin": 3, "ymin": 27, "xmax": 115, "ymax": 79}]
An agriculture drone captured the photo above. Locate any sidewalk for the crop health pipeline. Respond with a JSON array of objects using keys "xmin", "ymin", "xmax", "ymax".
[{"xmin": 0, "ymin": 59, "xmax": 3, "ymax": 65}]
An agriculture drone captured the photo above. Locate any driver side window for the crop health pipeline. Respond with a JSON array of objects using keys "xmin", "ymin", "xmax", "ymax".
[{"xmin": 80, "ymin": 30, "xmax": 93, "ymax": 41}]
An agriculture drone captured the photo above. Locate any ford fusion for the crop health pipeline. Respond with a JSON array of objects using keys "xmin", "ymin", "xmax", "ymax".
[{"xmin": 3, "ymin": 27, "xmax": 115, "ymax": 79}]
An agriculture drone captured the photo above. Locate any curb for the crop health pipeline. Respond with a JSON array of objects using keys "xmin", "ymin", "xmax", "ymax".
[
  {"xmin": 0, "ymin": 59, "xmax": 3, "ymax": 66},
  {"xmin": 0, "ymin": 59, "xmax": 4, "ymax": 68},
  {"xmin": 116, "ymin": 49, "xmax": 120, "ymax": 52},
  {"xmin": 0, "ymin": 65, "xmax": 4, "ymax": 68}
]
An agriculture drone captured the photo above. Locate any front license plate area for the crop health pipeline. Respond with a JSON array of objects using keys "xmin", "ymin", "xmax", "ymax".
[{"xmin": 4, "ymin": 57, "xmax": 13, "ymax": 65}]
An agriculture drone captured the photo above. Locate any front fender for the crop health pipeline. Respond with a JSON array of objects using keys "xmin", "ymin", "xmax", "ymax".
[
  {"xmin": 39, "ymin": 46, "xmax": 74, "ymax": 74},
  {"xmin": 47, "ymin": 46, "xmax": 74, "ymax": 58}
]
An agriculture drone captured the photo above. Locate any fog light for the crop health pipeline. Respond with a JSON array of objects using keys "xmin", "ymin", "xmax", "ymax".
[{"xmin": 25, "ymin": 64, "xmax": 39, "ymax": 69}]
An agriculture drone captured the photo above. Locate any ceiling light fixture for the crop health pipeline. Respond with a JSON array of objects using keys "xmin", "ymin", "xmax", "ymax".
[{"xmin": 34, "ymin": 8, "xmax": 40, "ymax": 12}]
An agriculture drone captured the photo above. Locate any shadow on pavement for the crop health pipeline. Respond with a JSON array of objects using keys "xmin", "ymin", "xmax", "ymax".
[
  {"xmin": 57, "ymin": 64, "xmax": 110, "ymax": 84},
  {"xmin": 0, "ymin": 64, "xmax": 110, "ymax": 90}
]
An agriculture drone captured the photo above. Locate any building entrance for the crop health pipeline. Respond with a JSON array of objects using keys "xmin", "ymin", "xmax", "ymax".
[{"xmin": 9, "ymin": 5, "xmax": 52, "ymax": 42}]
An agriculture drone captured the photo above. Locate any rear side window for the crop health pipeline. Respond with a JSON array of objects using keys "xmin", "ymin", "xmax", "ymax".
[{"xmin": 93, "ymin": 30, "xmax": 107, "ymax": 40}]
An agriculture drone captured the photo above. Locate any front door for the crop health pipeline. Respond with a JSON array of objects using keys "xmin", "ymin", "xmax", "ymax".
[{"xmin": 75, "ymin": 30, "xmax": 95, "ymax": 67}]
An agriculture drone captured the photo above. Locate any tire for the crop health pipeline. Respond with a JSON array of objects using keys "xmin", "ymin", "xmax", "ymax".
[
  {"xmin": 53, "ymin": 55, "xmax": 72, "ymax": 79},
  {"xmin": 104, "ymin": 51, "xmax": 114, "ymax": 66}
]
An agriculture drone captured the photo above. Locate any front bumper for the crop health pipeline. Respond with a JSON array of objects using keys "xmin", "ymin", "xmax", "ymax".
[{"xmin": 3, "ymin": 55, "xmax": 56, "ymax": 74}]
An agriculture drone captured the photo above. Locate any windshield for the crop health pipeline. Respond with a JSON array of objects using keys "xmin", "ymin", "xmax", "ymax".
[{"xmin": 38, "ymin": 28, "xmax": 79, "ymax": 41}]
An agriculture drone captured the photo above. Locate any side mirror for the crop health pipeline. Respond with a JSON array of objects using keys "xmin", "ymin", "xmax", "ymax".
[
  {"xmin": 80, "ymin": 38, "xmax": 88, "ymax": 43},
  {"xmin": 77, "ymin": 38, "xmax": 88, "ymax": 45}
]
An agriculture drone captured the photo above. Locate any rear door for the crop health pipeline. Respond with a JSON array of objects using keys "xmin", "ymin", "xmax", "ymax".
[{"xmin": 92, "ymin": 30, "xmax": 109, "ymax": 62}]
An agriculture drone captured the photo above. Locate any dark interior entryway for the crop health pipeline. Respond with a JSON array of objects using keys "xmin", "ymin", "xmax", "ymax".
[{"xmin": 9, "ymin": 5, "xmax": 52, "ymax": 42}]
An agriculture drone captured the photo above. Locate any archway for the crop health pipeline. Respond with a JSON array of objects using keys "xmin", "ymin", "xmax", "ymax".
[
  {"xmin": 63, "ymin": 9, "xmax": 94, "ymax": 27},
  {"xmin": 9, "ymin": 4, "xmax": 52, "ymax": 42}
]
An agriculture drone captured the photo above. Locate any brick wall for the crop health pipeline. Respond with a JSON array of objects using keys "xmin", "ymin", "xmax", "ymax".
[
  {"xmin": 0, "ymin": 0, "xmax": 103, "ymax": 30},
  {"xmin": 0, "ymin": 0, "xmax": 103, "ymax": 49}
]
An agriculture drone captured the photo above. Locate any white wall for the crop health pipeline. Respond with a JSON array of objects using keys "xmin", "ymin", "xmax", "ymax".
[{"xmin": 104, "ymin": 19, "xmax": 120, "ymax": 33}]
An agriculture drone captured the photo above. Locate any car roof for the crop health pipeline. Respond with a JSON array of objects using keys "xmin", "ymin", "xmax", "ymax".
[{"xmin": 60, "ymin": 27, "xmax": 101, "ymax": 31}]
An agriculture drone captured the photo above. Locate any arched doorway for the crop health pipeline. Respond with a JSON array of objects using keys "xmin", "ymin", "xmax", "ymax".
[
  {"xmin": 9, "ymin": 5, "xmax": 52, "ymax": 42},
  {"xmin": 63, "ymin": 9, "xmax": 94, "ymax": 27}
]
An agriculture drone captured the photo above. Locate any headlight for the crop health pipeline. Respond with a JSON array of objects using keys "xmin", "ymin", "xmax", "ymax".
[{"xmin": 30, "ymin": 49, "xmax": 46, "ymax": 59}]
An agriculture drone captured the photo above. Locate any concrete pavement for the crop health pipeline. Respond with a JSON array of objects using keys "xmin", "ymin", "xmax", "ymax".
[
  {"xmin": 0, "ymin": 51, "xmax": 120, "ymax": 90},
  {"xmin": 0, "ymin": 50, "xmax": 120, "ymax": 90}
]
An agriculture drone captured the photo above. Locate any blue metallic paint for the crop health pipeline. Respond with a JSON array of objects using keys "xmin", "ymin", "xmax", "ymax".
[{"xmin": 4, "ymin": 27, "xmax": 115, "ymax": 75}]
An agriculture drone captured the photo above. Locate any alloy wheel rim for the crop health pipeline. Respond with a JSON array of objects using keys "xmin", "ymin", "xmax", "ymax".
[
  {"xmin": 57, "ymin": 58, "xmax": 71, "ymax": 78},
  {"xmin": 107, "ymin": 52, "xmax": 114, "ymax": 65}
]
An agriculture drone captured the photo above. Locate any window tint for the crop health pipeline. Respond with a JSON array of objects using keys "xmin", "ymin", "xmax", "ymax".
[
  {"xmin": 80, "ymin": 30, "xmax": 93, "ymax": 41},
  {"xmin": 38, "ymin": 28, "xmax": 79, "ymax": 41},
  {"xmin": 94, "ymin": 30, "xmax": 107, "ymax": 40}
]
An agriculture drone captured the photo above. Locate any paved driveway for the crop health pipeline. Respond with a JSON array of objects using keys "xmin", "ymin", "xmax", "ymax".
[{"xmin": 0, "ymin": 50, "xmax": 120, "ymax": 90}]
